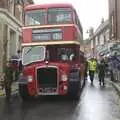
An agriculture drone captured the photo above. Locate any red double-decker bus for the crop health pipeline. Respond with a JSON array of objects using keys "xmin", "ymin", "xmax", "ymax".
[{"xmin": 19, "ymin": 3, "xmax": 86, "ymax": 100}]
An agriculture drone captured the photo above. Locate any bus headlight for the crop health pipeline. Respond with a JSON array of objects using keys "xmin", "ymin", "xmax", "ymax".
[
  {"xmin": 64, "ymin": 85, "xmax": 68, "ymax": 90},
  {"xmin": 28, "ymin": 75, "xmax": 33, "ymax": 82},
  {"xmin": 61, "ymin": 74, "xmax": 68, "ymax": 81}
]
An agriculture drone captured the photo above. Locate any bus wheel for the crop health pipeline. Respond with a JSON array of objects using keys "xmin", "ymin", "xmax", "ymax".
[{"xmin": 19, "ymin": 84, "xmax": 30, "ymax": 101}]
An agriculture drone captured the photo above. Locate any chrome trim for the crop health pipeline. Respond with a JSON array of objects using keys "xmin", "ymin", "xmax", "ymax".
[
  {"xmin": 38, "ymin": 92, "xmax": 58, "ymax": 95},
  {"xmin": 23, "ymin": 24, "xmax": 75, "ymax": 29}
]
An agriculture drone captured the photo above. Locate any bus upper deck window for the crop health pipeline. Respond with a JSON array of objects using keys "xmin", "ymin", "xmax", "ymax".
[
  {"xmin": 48, "ymin": 8, "xmax": 73, "ymax": 24},
  {"xmin": 25, "ymin": 10, "xmax": 46, "ymax": 26}
]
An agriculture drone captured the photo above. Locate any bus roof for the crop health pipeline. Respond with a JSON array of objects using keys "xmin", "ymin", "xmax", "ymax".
[{"xmin": 25, "ymin": 3, "xmax": 74, "ymax": 11}]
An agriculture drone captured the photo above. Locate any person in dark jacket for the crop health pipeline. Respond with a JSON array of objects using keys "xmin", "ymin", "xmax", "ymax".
[{"xmin": 98, "ymin": 59, "xmax": 106, "ymax": 86}]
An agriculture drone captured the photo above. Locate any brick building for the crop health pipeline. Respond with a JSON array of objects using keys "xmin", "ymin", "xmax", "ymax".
[
  {"xmin": 0, "ymin": 0, "xmax": 33, "ymax": 73},
  {"xmin": 109, "ymin": 0, "xmax": 120, "ymax": 41}
]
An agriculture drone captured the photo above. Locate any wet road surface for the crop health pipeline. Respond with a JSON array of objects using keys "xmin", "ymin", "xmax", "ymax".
[{"xmin": 0, "ymin": 79, "xmax": 120, "ymax": 120}]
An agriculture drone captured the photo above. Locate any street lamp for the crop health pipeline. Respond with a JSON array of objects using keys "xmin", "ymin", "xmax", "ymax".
[{"xmin": 86, "ymin": 27, "xmax": 95, "ymax": 58}]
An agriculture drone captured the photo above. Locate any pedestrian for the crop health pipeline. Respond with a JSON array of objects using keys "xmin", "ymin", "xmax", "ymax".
[
  {"xmin": 10, "ymin": 50, "xmax": 22, "ymax": 81},
  {"xmin": 98, "ymin": 59, "xmax": 106, "ymax": 86},
  {"xmin": 108, "ymin": 52, "xmax": 120, "ymax": 81},
  {"xmin": 112, "ymin": 52, "xmax": 120, "ymax": 81},
  {"xmin": 4, "ymin": 60, "xmax": 13, "ymax": 100},
  {"xmin": 88, "ymin": 57, "xmax": 97, "ymax": 84}
]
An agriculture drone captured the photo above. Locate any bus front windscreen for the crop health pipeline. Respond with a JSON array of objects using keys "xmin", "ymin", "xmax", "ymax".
[
  {"xmin": 22, "ymin": 46, "xmax": 45, "ymax": 65},
  {"xmin": 48, "ymin": 8, "xmax": 73, "ymax": 24},
  {"xmin": 25, "ymin": 9, "xmax": 46, "ymax": 26}
]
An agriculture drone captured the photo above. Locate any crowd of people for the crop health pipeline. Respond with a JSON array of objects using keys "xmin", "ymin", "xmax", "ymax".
[
  {"xmin": 85, "ymin": 51, "xmax": 120, "ymax": 86},
  {"xmin": 86, "ymin": 57, "xmax": 106, "ymax": 86}
]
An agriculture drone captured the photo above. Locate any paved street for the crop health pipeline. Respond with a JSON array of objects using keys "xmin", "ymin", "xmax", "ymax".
[{"xmin": 0, "ymin": 78, "xmax": 120, "ymax": 120}]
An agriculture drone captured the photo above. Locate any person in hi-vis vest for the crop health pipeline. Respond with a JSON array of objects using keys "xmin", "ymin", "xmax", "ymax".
[{"xmin": 88, "ymin": 58, "xmax": 97, "ymax": 84}]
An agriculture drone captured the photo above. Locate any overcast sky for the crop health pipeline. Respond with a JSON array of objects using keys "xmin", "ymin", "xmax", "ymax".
[{"xmin": 33, "ymin": 0, "xmax": 108, "ymax": 39}]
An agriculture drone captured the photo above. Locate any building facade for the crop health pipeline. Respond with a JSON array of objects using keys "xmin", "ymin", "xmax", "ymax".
[
  {"xmin": 87, "ymin": 0, "xmax": 120, "ymax": 59},
  {"xmin": 89, "ymin": 19, "xmax": 110, "ymax": 59},
  {"xmin": 0, "ymin": 0, "xmax": 33, "ymax": 73}
]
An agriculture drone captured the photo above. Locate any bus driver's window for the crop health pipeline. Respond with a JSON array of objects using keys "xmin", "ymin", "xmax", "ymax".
[
  {"xmin": 69, "ymin": 49, "xmax": 76, "ymax": 61},
  {"xmin": 61, "ymin": 53, "xmax": 68, "ymax": 60},
  {"xmin": 59, "ymin": 48, "xmax": 68, "ymax": 61},
  {"xmin": 69, "ymin": 53, "xmax": 75, "ymax": 61}
]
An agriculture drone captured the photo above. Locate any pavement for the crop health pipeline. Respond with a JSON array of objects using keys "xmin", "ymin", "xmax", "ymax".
[
  {"xmin": 0, "ymin": 81, "xmax": 18, "ymax": 96},
  {"xmin": 1, "ymin": 76, "xmax": 120, "ymax": 120},
  {"xmin": 108, "ymin": 79, "xmax": 120, "ymax": 96}
]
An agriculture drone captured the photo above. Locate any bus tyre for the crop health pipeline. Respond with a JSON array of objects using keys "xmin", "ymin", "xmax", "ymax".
[{"xmin": 19, "ymin": 84, "xmax": 30, "ymax": 101}]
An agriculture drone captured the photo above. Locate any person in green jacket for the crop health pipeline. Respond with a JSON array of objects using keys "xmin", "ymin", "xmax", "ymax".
[{"xmin": 4, "ymin": 61, "xmax": 13, "ymax": 100}]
